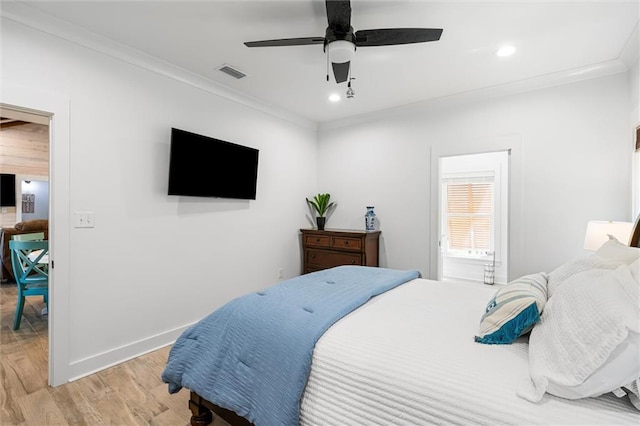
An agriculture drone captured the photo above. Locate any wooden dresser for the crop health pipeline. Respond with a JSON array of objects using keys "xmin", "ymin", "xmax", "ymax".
[{"xmin": 300, "ymin": 228, "xmax": 381, "ymax": 274}]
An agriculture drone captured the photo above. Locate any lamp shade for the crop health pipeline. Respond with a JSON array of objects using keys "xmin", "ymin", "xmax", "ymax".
[{"xmin": 583, "ymin": 221, "xmax": 633, "ymax": 251}]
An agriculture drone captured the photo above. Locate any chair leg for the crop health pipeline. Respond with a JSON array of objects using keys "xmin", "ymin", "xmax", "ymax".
[{"xmin": 13, "ymin": 296, "xmax": 25, "ymax": 330}]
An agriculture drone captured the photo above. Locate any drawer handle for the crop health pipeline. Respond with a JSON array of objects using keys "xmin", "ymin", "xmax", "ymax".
[
  {"xmin": 343, "ymin": 241, "xmax": 349, "ymax": 245},
  {"xmin": 316, "ymin": 238, "xmax": 321, "ymax": 242},
  {"xmin": 311, "ymin": 254, "xmax": 316, "ymax": 259},
  {"xmin": 351, "ymin": 260, "xmax": 356, "ymax": 264}
]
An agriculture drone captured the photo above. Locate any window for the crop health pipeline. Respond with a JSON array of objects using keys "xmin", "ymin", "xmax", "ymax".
[{"xmin": 444, "ymin": 174, "xmax": 494, "ymax": 256}]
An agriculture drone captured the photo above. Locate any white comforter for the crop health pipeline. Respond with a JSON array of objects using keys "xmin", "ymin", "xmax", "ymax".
[{"xmin": 299, "ymin": 278, "xmax": 640, "ymax": 425}]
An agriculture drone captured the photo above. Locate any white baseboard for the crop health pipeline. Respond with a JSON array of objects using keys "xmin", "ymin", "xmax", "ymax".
[{"xmin": 66, "ymin": 323, "xmax": 194, "ymax": 382}]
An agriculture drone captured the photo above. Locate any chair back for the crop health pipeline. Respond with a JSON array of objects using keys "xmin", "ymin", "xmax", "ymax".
[
  {"xmin": 9, "ymin": 240, "xmax": 49, "ymax": 285},
  {"xmin": 12, "ymin": 232, "xmax": 45, "ymax": 242}
]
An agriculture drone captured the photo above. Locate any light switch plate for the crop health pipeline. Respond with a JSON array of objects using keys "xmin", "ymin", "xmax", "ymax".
[{"xmin": 74, "ymin": 211, "xmax": 95, "ymax": 228}]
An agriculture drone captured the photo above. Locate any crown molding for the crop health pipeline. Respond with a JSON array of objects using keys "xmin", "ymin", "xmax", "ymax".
[
  {"xmin": 319, "ymin": 59, "xmax": 629, "ymax": 132},
  {"xmin": 1, "ymin": 1, "xmax": 316, "ymax": 131}
]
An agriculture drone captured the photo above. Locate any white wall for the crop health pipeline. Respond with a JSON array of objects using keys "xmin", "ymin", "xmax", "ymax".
[
  {"xmin": 318, "ymin": 72, "xmax": 632, "ymax": 279},
  {"xmin": 2, "ymin": 18, "xmax": 318, "ymax": 381}
]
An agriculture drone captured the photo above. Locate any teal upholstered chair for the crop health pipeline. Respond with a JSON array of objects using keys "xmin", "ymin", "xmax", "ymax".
[{"xmin": 9, "ymin": 239, "xmax": 49, "ymax": 330}]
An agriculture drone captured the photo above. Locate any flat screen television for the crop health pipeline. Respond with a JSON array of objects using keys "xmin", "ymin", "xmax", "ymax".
[
  {"xmin": 168, "ymin": 128, "xmax": 259, "ymax": 200},
  {"xmin": 0, "ymin": 174, "xmax": 16, "ymax": 207}
]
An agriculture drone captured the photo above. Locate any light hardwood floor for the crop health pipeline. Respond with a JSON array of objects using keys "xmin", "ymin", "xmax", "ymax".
[{"xmin": 0, "ymin": 282, "xmax": 228, "ymax": 426}]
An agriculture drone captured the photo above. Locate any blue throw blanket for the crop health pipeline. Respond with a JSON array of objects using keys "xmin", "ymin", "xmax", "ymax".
[{"xmin": 162, "ymin": 265, "xmax": 420, "ymax": 426}]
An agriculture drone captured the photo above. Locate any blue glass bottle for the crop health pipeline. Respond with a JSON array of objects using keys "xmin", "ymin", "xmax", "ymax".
[{"xmin": 365, "ymin": 206, "xmax": 376, "ymax": 231}]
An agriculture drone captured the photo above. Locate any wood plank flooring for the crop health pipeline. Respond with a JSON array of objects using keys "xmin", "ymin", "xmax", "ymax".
[{"xmin": 0, "ymin": 282, "xmax": 229, "ymax": 426}]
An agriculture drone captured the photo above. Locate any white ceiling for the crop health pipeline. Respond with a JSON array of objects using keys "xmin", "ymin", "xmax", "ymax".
[{"xmin": 7, "ymin": 0, "xmax": 640, "ymax": 124}]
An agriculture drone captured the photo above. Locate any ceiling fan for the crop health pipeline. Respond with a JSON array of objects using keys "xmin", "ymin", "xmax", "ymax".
[{"xmin": 244, "ymin": 0, "xmax": 443, "ymax": 84}]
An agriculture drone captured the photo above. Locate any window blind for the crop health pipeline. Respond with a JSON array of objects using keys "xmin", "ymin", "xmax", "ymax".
[{"xmin": 445, "ymin": 182, "xmax": 493, "ymax": 251}]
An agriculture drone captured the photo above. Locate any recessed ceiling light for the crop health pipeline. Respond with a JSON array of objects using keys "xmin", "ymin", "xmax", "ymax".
[
  {"xmin": 329, "ymin": 94, "xmax": 341, "ymax": 102},
  {"xmin": 496, "ymin": 45, "xmax": 516, "ymax": 57}
]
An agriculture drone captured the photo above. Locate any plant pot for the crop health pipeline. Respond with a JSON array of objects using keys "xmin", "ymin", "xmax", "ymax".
[{"xmin": 316, "ymin": 216, "xmax": 326, "ymax": 230}]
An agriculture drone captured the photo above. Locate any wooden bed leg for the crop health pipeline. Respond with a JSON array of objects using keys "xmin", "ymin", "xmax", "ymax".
[
  {"xmin": 190, "ymin": 410, "xmax": 213, "ymax": 426},
  {"xmin": 189, "ymin": 392, "xmax": 213, "ymax": 426}
]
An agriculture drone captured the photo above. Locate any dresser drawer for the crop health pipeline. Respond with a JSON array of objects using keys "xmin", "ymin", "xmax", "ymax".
[
  {"xmin": 331, "ymin": 236, "xmax": 362, "ymax": 251},
  {"xmin": 305, "ymin": 249, "xmax": 362, "ymax": 269},
  {"xmin": 300, "ymin": 229, "xmax": 380, "ymax": 274},
  {"xmin": 304, "ymin": 234, "xmax": 331, "ymax": 248}
]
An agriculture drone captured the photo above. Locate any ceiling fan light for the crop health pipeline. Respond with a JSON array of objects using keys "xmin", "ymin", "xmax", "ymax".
[
  {"xmin": 327, "ymin": 40, "xmax": 355, "ymax": 64},
  {"xmin": 496, "ymin": 45, "xmax": 516, "ymax": 57}
]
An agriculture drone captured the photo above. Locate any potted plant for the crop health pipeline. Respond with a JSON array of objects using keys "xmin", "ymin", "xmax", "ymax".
[{"xmin": 306, "ymin": 193, "xmax": 335, "ymax": 230}]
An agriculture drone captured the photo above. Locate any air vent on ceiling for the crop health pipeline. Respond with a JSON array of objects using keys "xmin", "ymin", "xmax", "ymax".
[{"xmin": 218, "ymin": 64, "xmax": 247, "ymax": 80}]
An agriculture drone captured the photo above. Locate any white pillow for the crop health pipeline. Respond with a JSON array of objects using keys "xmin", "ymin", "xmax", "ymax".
[
  {"xmin": 546, "ymin": 255, "xmax": 620, "ymax": 297},
  {"xmin": 517, "ymin": 265, "xmax": 640, "ymax": 403},
  {"xmin": 596, "ymin": 235, "xmax": 640, "ymax": 265},
  {"xmin": 545, "ymin": 331, "xmax": 639, "ymax": 400},
  {"xmin": 630, "ymin": 258, "xmax": 639, "ymax": 284}
]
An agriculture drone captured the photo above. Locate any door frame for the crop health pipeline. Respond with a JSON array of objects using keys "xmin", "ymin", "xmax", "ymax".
[
  {"xmin": 429, "ymin": 134, "xmax": 524, "ymax": 282},
  {"xmin": 2, "ymin": 83, "xmax": 71, "ymax": 386}
]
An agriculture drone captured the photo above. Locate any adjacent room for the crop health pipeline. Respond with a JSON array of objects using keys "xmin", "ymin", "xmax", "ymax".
[{"xmin": 1, "ymin": 1, "xmax": 639, "ymax": 425}]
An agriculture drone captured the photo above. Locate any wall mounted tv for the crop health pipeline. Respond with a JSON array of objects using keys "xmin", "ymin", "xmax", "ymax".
[
  {"xmin": 168, "ymin": 128, "xmax": 259, "ymax": 200},
  {"xmin": 0, "ymin": 174, "xmax": 16, "ymax": 207}
]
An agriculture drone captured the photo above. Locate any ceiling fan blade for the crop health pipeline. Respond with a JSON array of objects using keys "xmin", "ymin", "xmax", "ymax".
[
  {"xmin": 325, "ymin": 0, "xmax": 351, "ymax": 33},
  {"xmin": 244, "ymin": 37, "xmax": 325, "ymax": 48},
  {"xmin": 331, "ymin": 61, "xmax": 350, "ymax": 84},
  {"xmin": 355, "ymin": 28, "xmax": 443, "ymax": 47}
]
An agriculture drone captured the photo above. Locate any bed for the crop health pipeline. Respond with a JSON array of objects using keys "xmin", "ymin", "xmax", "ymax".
[{"xmin": 163, "ymin": 219, "xmax": 640, "ymax": 426}]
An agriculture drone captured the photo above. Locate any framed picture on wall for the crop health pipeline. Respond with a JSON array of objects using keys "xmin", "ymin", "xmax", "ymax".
[{"xmin": 22, "ymin": 193, "xmax": 35, "ymax": 213}]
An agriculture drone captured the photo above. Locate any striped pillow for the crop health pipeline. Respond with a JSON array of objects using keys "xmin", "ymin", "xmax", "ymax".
[{"xmin": 475, "ymin": 272, "xmax": 548, "ymax": 345}]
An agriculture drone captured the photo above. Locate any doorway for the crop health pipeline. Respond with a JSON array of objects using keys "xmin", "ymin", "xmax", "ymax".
[
  {"xmin": 0, "ymin": 107, "xmax": 51, "ymax": 382},
  {"xmin": 429, "ymin": 134, "xmax": 524, "ymax": 283},
  {"xmin": 439, "ymin": 151, "xmax": 509, "ymax": 284},
  {"xmin": 2, "ymin": 85, "xmax": 71, "ymax": 386}
]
